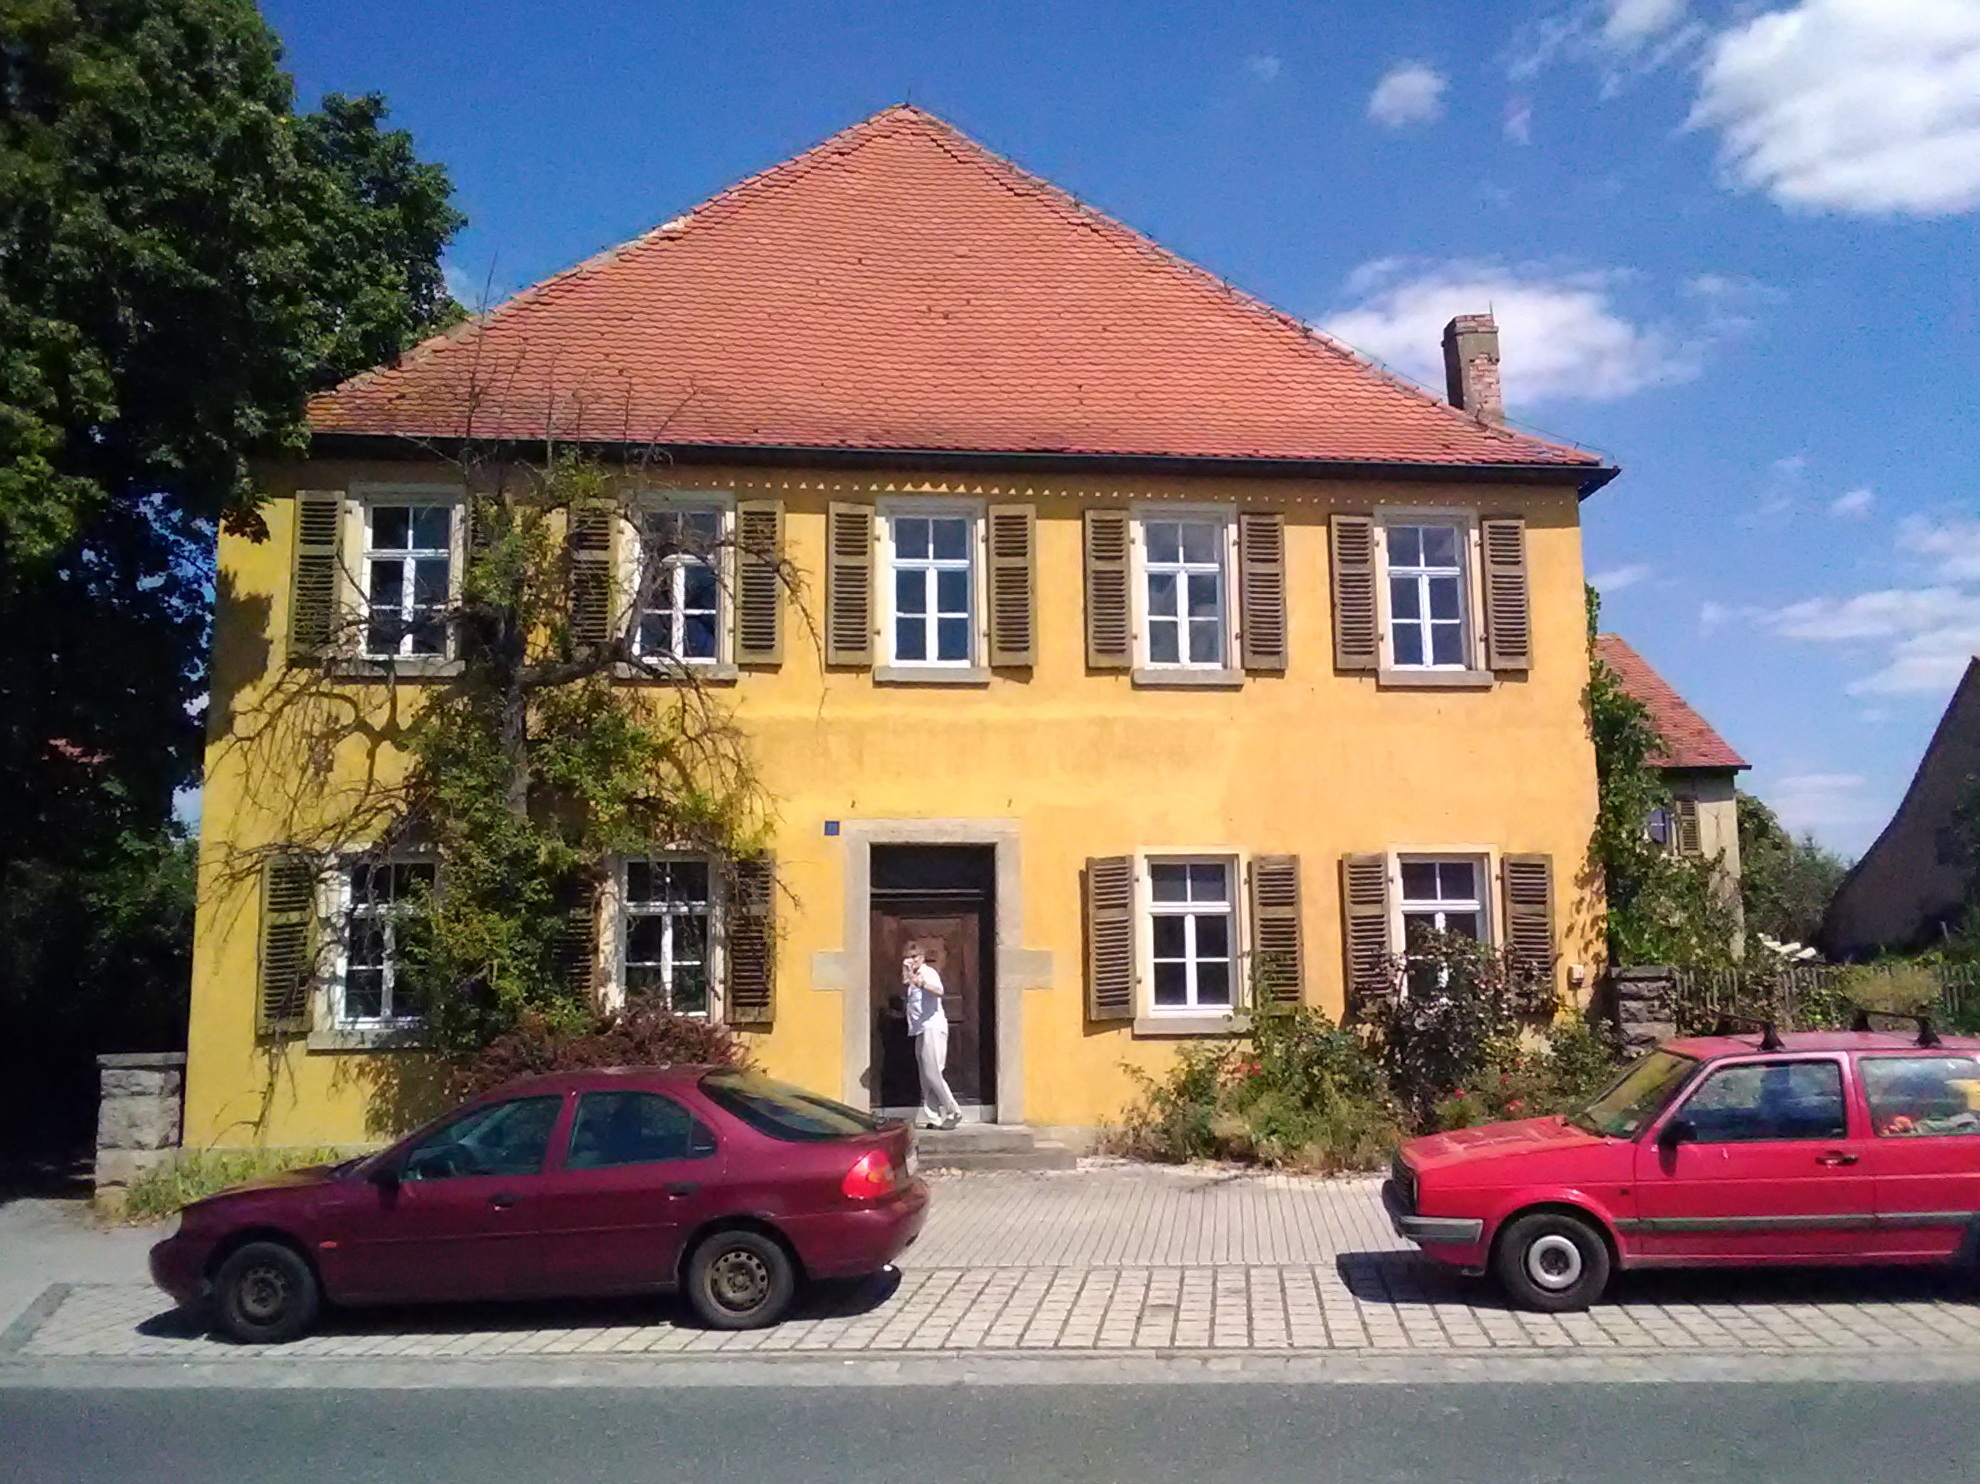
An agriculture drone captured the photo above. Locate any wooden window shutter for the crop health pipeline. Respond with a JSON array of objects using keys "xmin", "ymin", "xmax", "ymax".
[
  {"xmin": 725, "ymin": 856, "xmax": 776, "ymax": 1026},
  {"xmin": 1480, "ymin": 516, "xmax": 1532, "ymax": 671},
  {"xmin": 825, "ymin": 502, "xmax": 874, "ymax": 667},
  {"xmin": 1084, "ymin": 855, "xmax": 1135, "ymax": 1022},
  {"xmin": 1248, "ymin": 855, "xmax": 1304, "ymax": 1009},
  {"xmin": 257, "ymin": 854, "xmax": 319, "ymax": 1036},
  {"xmin": 1083, "ymin": 509, "xmax": 1132, "ymax": 670},
  {"xmin": 733, "ymin": 499, "xmax": 785, "ymax": 665},
  {"xmin": 287, "ymin": 490, "xmax": 345, "ymax": 664},
  {"xmin": 1239, "ymin": 512, "xmax": 1289, "ymax": 672},
  {"xmin": 1330, "ymin": 514, "xmax": 1379, "ymax": 672},
  {"xmin": 555, "ymin": 893, "xmax": 601, "ymax": 1002},
  {"xmin": 569, "ymin": 501, "xmax": 618, "ymax": 651},
  {"xmin": 1502, "ymin": 854, "xmax": 1556, "ymax": 985},
  {"xmin": 1339, "ymin": 853, "xmax": 1391, "ymax": 1006},
  {"xmin": 1674, "ymin": 797, "xmax": 1701, "ymax": 856},
  {"xmin": 986, "ymin": 503, "xmax": 1038, "ymax": 667}
]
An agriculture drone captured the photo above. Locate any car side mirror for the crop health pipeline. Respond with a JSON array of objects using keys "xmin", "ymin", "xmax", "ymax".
[
  {"xmin": 1658, "ymin": 1117, "xmax": 1696, "ymax": 1151},
  {"xmin": 366, "ymin": 1156, "xmax": 403, "ymax": 1189}
]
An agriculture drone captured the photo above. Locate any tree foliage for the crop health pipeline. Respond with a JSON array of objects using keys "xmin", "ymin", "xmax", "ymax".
[{"xmin": 1737, "ymin": 792, "xmax": 1848, "ymax": 949}]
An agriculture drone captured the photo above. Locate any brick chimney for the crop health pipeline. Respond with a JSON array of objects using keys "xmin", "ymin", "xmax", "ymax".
[{"xmin": 1442, "ymin": 313, "xmax": 1503, "ymax": 424}]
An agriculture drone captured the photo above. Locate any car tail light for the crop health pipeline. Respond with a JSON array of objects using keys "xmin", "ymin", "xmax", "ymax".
[{"xmin": 841, "ymin": 1149, "xmax": 896, "ymax": 1200}]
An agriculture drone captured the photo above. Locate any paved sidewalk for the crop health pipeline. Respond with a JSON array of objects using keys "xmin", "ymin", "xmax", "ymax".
[{"xmin": 6, "ymin": 1166, "xmax": 1979, "ymax": 1365}]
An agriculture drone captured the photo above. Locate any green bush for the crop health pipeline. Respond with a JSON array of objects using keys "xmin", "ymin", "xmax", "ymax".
[{"xmin": 121, "ymin": 1146, "xmax": 356, "ymax": 1223}]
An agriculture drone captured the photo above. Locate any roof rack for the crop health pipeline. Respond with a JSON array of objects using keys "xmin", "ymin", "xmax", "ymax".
[
  {"xmin": 1849, "ymin": 1007, "xmax": 1942, "ymax": 1048},
  {"xmin": 1712, "ymin": 1015, "xmax": 1785, "ymax": 1052}
]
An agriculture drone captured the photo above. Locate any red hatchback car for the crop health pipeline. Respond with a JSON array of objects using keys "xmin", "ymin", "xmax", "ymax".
[
  {"xmin": 151, "ymin": 1066, "xmax": 928, "ymax": 1343},
  {"xmin": 1386, "ymin": 1019, "xmax": 1980, "ymax": 1311}
]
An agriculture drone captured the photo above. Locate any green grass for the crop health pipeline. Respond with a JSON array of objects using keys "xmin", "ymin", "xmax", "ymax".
[{"xmin": 120, "ymin": 1145, "xmax": 364, "ymax": 1223}]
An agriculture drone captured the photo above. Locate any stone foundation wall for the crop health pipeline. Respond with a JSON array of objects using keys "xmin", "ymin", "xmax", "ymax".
[
  {"xmin": 95, "ymin": 1051, "xmax": 185, "ymax": 1208},
  {"xmin": 1604, "ymin": 965, "xmax": 1677, "ymax": 1052}
]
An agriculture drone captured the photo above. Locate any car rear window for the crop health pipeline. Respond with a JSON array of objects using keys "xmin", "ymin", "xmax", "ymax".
[
  {"xmin": 1860, "ymin": 1055, "xmax": 1980, "ymax": 1138},
  {"xmin": 699, "ymin": 1070, "xmax": 884, "ymax": 1142}
]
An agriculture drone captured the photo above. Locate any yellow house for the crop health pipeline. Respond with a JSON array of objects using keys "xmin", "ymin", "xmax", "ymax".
[{"xmin": 183, "ymin": 106, "xmax": 1615, "ymax": 1151}]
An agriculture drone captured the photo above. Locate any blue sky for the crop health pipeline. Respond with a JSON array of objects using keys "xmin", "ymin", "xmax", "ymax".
[{"xmin": 264, "ymin": 0, "xmax": 1980, "ymax": 855}]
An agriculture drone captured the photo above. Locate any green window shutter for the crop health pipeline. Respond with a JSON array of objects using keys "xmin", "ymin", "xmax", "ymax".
[
  {"xmin": 1083, "ymin": 510, "xmax": 1132, "ymax": 670},
  {"xmin": 288, "ymin": 490, "xmax": 345, "ymax": 664},
  {"xmin": 1248, "ymin": 855, "xmax": 1304, "ymax": 1009},
  {"xmin": 1502, "ymin": 854, "xmax": 1556, "ymax": 987},
  {"xmin": 987, "ymin": 503, "xmax": 1038, "ymax": 667},
  {"xmin": 725, "ymin": 856, "xmax": 776, "ymax": 1026},
  {"xmin": 825, "ymin": 503, "xmax": 874, "ymax": 667},
  {"xmin": 258, "ymin": 854, "xmax": 320, "ymax": 1036},
  {"xmin": 1340, "ymin": 853, "xmax": 1391, "ymax": 1007},
  {"xmin": 569, "ymin": 501, "xmax": 618, "ymax": 651},
  {"xmin": 1481, "ymin": 516, "xmax": 1532, "ymax": 671},
  {"xmin": 1084, "ymin": 855, "xmax": 1135, "ymax": 1022},
  {"xmin": 1330, "ymin": 514, "xmax": 1379, "ymax": 672},
  {"xmin": 1238, "ymin": 512, "xmax": 1289, "ymax": 673},
  {"xmin": 733, "ymin": 499, "xmax": 785, "ymax": 665}
]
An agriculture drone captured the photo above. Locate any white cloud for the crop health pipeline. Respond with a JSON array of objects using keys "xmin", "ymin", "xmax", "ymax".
[
  {"xmin": 1504, "ymin": 97, "xmax": 1534, "ymax": 144},
  {"xmin": 1321, "ymin": 260, "xmax": 1701, "ymax": 409},
  {"xmin": 1245, "ymin": 54, "xmax": 1282, "ymax": 82},
  {"xmin": 1765, "ymin": 586, "xmax": 1980, "ymax": 694},
  {"xmin": 1368, "ymin": 62, "xmax": 1448, "ymax": 128},
  {"xmin": 1897, "ymin": 514, "xmax": 1980, "ymax": 580},
  {"xmin": 1605, "ymin": 0, "xmax": 1687, "ymax": 47},
  {"xmin": 1591, "ymin": 563, "xmax": 1655, "ymax": 592},
  {"xmin": 1767, "ymin": 772, "xmax": 1876, "ymax": 836},
  {"xmin": 1829, "ymin": 486, "xmax": 1875, "ymax": 518},
  {"xmin": 1689, "ymin": 0, "xmax": 1980, "ymax": 216}
]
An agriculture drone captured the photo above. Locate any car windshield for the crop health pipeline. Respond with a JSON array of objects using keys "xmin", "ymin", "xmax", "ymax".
[
  {"xmin": 699, "ymin": 1069, "xmax": 884, "ymax": 1142},
  {"xmin": 1567, "ymin": 1050, "xmax": 1698, "ymax": 1138}
]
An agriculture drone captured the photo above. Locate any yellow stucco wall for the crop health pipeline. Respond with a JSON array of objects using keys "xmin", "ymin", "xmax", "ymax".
[{"xmin": 184, "ymin": 459, "xmax": 1604, "ymax": 1147}]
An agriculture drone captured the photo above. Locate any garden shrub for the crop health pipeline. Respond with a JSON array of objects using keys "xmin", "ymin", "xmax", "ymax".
[{"xmin": 448, "ymin": 1005, "xmax": 753, "ymax": 1102}]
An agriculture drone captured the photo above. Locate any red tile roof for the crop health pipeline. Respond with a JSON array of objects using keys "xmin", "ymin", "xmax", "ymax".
[
  {"xmin": 310, "ymin": 106, "xmax": 1603, "ymax": 472},
  {"xmin": 1595, "ymin": 634, "xmax": 1748, "ymax": 771}
]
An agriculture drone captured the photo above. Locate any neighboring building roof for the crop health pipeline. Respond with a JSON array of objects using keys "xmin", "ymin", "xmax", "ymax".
[
  {"xmin": 1823, "ymin": 656, "xmax": 1980, "ymax": 961},
  {"xmin": 309, "ymin": 106, "xmax": 1606, "ymax": 477},
  {"xmin": 1594, "ymin": 634, "xmax": 1748, "ymax": 771}
]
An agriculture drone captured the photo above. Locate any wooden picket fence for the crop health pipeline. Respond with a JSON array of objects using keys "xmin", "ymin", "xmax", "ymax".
[{"xmin": 1671, "ymin": 962, "xmax": 1980, "ymax": 1034}]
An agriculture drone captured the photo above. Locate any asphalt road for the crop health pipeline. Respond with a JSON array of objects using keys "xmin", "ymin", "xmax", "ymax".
[{"xmin": 4, "ymin": 1382, "xmax": 1975, "ymax": 1483}]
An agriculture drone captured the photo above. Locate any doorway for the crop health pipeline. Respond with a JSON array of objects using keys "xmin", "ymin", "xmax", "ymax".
[{"xmin": 869, "ymin": 845, "xmax": 996, "ymax": 1116}]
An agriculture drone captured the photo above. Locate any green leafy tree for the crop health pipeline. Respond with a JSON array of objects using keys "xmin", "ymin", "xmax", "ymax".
[{"xmin": 1737, "ymin": 792, "xmax": 1848, "ymax": 949}]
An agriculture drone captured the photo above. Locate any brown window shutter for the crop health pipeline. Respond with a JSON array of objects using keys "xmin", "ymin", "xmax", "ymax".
[
  {"xmin": 825, "ymin": 502, "xmax": 874, "ymax": 667},
  {"xmin": 986, "ymin": 503, "xmax": 1038, "ymax": 667},
  {"xmin": 1340, "ymin": 853, "xmax": 1391, "ymax": 1006},
  {"xmin": 1480, "ymin": 516, "xmax": 1532, "ymax": 671},
  {"xmin": 1330, "ymin": 514, "xmax": 1379, "ymax": 672},
  {"xmin": 258, "ymin": 853, "xmax": 319, "ymax": 1036},
  {"xmin": 724, "ymin": 856, "xmax": 776, "ymax": 1026},
  {"xmin": 555, "ymin": 892, "xmax": 601, "ymax": 1002},
  {"xmin": 1084, "ymin": 855, "xmax": 1135, "ymax": 1021},
  {"xmin": 569, "ymin": 501, "xmax": 618, "ymax": 651},
  {"xmin": 1674, "ymin": 797, "xmax": 1701, "ymax": 856},
  {"xmin": 1238, "ymin": 512, "xmax": 1289, "ymax": 673},
  {"xmin": 288, "ymin": 490, "xmax": 345, "ymax": 664},
  {"xmin": 733, "ymin": 499, "xmax": 785, "ymax": 665},
  {"xmin": 1501, "ymin": 854, "xmax": 1556, "ymax": 985},
  {"xmin": 1248, "ymin": 854, "xmax": 1304, "ymax": 1009},
  {"xmin": 1083, "ymin": 509, "xmax": 1132, "ymax": 669}
]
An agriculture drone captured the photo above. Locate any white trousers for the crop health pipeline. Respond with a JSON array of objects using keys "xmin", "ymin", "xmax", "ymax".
[{"xmin": 913, "ymin": 1016, "xmax": 963, "ymax": 1124}]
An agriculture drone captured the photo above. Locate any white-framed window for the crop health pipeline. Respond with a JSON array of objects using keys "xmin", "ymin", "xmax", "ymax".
[
  {"xmin": 620, "ymin": 858, "xmax": 715, "ymax": 1015},
  {"xmin": 1145, "ymin": 858, "xmax": 1236, "ymax": 1013},
  {"xmin": 1398, "ymin": 857, "xmax": 1487, "ymax": 948},
  {"xmin": 882, "ymin": 504, "xmax": 978, "ymax": 666},
  {"xmin": 362, "ymin": 500, "xmax": 455, "ymax": 659},
  {"xmin": 635, "ymin": 505, "xmax": 725, "ymax": 663},
  {"xmin": 333, "ymin": 858, "xmax": 436, "ymax": 1026},
  {"xmin": 1382, "ymin": 521, "xmax": 1470, "ymax": 669},
  {"xmin": 1138, "ymin": 515, "xmax": 1231, "ymax": 668}
]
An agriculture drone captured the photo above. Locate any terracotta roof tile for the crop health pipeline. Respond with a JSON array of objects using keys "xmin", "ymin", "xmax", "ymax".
[
  {"xmin": 310, "ymin": 106, "xmax": 1603, "ymax": 470},
  {"xmin": 1595, "ymin": 634, "xmax": 1748, "ymax": 771}
]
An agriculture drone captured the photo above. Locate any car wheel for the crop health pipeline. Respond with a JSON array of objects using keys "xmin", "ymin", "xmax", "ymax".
[
  {"xmin": 685, "ymin": 1229, "xmax": 796, "ymax": 1330},
  {"xmin": 1494, "ymin": 1211, "xmax": 1611, "ymax": 1313},
  {"xmin": 212, "ymin": 1240, "xmax": 321, "ymax": 1344}
]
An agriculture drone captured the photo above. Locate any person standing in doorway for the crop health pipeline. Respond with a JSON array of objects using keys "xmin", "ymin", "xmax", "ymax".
[{"xmin": 903, "ymin": 941, "xmax": 962, "ymax": 1129}]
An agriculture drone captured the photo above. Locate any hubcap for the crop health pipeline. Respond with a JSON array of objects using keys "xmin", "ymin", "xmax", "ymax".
[
  {"xmin": 1525, "ymin": 1233, "xmax": 1584, "ymax": 1292},
  {"xmin": 238, "ymin": 1264, "xmax": 290, "ymax": 1323},
  {"xmin": 708, "ymin": 1248, "xmax": 772, "ymax": 1313}
]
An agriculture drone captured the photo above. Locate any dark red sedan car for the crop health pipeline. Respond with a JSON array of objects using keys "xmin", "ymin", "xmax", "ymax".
[
  {"xmin": 151, "ymin": 1066, "xmax": 928, "ymax": 1343},
  {"xmin": 1387, "ymin": 1020, "xmax": 1980, "ymax": 1311}
]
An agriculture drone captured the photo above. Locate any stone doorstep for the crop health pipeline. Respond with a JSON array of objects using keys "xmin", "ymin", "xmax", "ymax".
[{"xmin": 912, "ymin": 1126, "xmax": 1078, "ymax": 1171}]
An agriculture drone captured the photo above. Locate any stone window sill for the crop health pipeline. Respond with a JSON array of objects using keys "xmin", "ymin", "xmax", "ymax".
[
  {"xmin": 328, "ymin": 657, "xmax": 463, "ymax": 682},
  {"xmin": 308, "ymin": 1022, "xmax": 428, "ymax": 1053},
  {"xmin": 1131, "ymin": 667, "xmax": 1245, "ymax": 690},
  {"xmin": 1377, "ymin": 667, "xmax": 1495, "ymax": 690},
  {"xmin": 874, "ymin": 665, "xmax": 992, "ymax": 686},
  {"xmin": 614, "ymin": 660, "xmax": 740, "ymax": 685},
  {"xmin": 1133, "ymin": 1012, "xmax": 1251, "ymax": 1038}
]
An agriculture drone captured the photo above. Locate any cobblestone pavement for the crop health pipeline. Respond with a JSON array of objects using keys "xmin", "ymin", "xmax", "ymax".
[{"xmin": 8, "ymin": 1167, "xmax": 1980, "ymax": 1363}]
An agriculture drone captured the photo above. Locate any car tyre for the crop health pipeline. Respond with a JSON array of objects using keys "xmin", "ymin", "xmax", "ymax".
[
  {"xmin": 685, "ymin": 1229, "xmax": 796, "ymax": 1330},
  {"xmin": 212, "ymin": 1240, "xmax": 321, "ymax": 1344},
  {"xmin": 1495, "ymin": 1211, "xmax": 1611, "ymax": 1313}
]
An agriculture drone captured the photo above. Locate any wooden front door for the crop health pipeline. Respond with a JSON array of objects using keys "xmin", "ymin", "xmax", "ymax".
[{"xmin": 870, "ymin": 900, "xmax": 992, "ymax": 1109}]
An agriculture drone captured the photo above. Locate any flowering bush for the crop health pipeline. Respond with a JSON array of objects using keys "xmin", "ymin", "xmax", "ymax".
[{"xmin": 448, "ymin": 1005, "xmax": 752, "ymax": 1102}]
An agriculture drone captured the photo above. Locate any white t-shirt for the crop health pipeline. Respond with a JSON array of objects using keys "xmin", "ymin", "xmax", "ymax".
[{"xmin": 905, "ymin": 965, "xmax": 945, "ymax": 1036}]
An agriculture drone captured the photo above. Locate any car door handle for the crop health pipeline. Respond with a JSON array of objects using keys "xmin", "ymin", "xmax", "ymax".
[
  {"xmin": 664, "ymin": 1182, "xmax": 700, "ymax": 1199},
  {"xmin": 489, "ymin": 1191, "xmax": 524, "ymax": 1208},
  {"xmin": 1817, "ymin": 1151, "xmax": 1859, "ymax": 1167}
]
